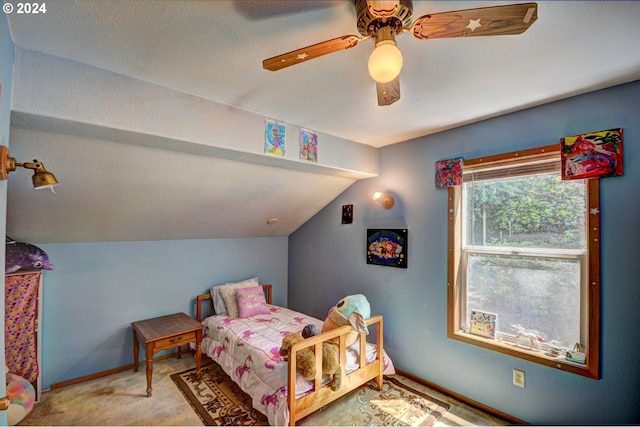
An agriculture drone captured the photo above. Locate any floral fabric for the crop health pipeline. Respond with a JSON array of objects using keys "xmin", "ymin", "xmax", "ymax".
[{"xmin": 5, "ymin": 272, "xmax": 40, "ymax": 383}]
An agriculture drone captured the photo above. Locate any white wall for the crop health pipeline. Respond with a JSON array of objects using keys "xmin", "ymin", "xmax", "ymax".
[{"xmin": 12, "ymin": 48, "xmax": 378, "ymax": 178}]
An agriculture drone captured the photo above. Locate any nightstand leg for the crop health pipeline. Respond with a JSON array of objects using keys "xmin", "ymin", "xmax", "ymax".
[
  {"xmin": 195, "ymin": 329, "xmax": 202, "ymax": 374},
  {"xmin": 133, "ymin": 330, "xmax": 139, "ymax": 372}
]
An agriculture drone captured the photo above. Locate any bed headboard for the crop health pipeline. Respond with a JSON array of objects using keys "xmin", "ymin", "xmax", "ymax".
[{"xmin": 195, "ymin": 284, "xmax": 272, "ymax": 322}]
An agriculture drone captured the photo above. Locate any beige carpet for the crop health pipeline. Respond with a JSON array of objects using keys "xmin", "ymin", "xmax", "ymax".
[
  {"xmin": 171, "ymin": 362, "xmax": 450, "ymax": 426},
  {"xmin": 19, "ymin": 356, "xmax": 203, "ymax": 426},
  {"xmin": 19, "ymin": 354, "xmax": 510, "ymax": 426}
]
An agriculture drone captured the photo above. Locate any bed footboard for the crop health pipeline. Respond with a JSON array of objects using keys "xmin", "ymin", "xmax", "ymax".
[{"xmin": 287, "ymin": 315, "xmax": 384, "ymax": 426}]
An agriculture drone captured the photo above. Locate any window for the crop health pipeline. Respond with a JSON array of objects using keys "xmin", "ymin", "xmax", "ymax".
[{"xmin": 447, "ymin": 144, "xmax": 600, "ymax": 379}]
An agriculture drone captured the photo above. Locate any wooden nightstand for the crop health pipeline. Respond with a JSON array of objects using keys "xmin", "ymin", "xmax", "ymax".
[{"xmin": 132, "ymin": 312, "xmax": 203, "ymax": 397}]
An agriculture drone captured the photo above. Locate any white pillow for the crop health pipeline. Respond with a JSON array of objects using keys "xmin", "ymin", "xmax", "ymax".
[
  {"xmin": 210, "ymin": 286, "xmax": 228, "ymax": 315},
  {"xmin": 210, "ymin": 277, "xmax": 259, "ymax": 316}
]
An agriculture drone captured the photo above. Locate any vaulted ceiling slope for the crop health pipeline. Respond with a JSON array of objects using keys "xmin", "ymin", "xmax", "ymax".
[{"xmin": 5, "ymin": 1, "xmax": 640, "ymax": 243}]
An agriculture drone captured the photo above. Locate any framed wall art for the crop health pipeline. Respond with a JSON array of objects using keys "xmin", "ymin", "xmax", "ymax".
[
  {"xmin": 435, "ymin": 156, "xmax": 463, "ymax": 188},
  {"xmin": 366, "ymin": 228, "xmax": 407, "ymax": 268},
  {"xmin": 561, "ymin": 127, "xmax": 623, "ymax": 180}
]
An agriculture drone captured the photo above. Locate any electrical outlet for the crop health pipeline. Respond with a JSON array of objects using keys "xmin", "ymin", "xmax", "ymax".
[{"xmin": 513, "ymin": 369, "xmax": 526, "ymax": 388}]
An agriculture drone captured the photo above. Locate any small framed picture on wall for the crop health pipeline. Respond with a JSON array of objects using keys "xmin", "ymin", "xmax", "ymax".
[
  {"xmin": 300, "ymin": 129, "xmax": 318, "ymax": 163},
  {"xmin": 265, "ymin": 119, "xmax": 286, "ymax": 156},
  {"xmin": 366, "ymin": 228, "xmax": 407, "ymax": 268},
  {"xmin": 341, "ymin": 204, "xmax": 353, "ymax": 224}
]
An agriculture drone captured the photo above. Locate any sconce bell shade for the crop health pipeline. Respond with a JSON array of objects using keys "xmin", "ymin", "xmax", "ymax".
[
  {"xmin": 31, "ymin": 164, "xmax": 59, "ymax": 190},
  {"xmin": 0, "ymin": 146, "xmax": 59, "ymax": 190}
]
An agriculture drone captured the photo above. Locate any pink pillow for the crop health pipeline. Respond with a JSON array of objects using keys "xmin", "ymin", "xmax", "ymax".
[{"xmin": 236, "ymin": 286, "xmax": 269, "ymax": 318}]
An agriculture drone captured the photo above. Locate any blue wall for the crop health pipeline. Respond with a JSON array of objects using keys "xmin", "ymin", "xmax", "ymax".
[
  {"xmin": 37, "ymin": 237, "xmax": 288, "ymax": 389},
  {"xmin": 289, "ymin": 81, "xmax": 640, "ymax": 424}
]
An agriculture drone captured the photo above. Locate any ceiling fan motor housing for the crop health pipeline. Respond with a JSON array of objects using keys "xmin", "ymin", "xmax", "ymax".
[{"xmin": 355, "ymin": 0, "xmax": 413, "ymax": 36}]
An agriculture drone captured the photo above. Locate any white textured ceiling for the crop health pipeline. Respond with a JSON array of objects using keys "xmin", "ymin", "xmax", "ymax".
[{"xmin": 4, "ymin": 1, "xmax": 640, "ymax": 243}]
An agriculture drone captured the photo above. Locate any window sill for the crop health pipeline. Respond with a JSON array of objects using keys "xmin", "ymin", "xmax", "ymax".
[{"xmin": 449, "ymin": 330, "xmax": 597, "ymax": 379}]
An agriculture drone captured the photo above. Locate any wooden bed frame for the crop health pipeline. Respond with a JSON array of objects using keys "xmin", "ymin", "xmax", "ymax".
[{"xmin": 195, "ymin": 284, "xmax": 384, "ymax": 426}]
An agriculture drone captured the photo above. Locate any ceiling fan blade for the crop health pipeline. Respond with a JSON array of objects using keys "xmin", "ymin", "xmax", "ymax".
[
  {"xmin": 411, "ymin": 3, "xmax": 538, "ymax": 40},
  {"xmin": 376, "ymin": 77, "xmax": 400, "ymax": 106},
  {"xmin": 263, "ymin": 35, "xmax": 366, "ymax": 71}
]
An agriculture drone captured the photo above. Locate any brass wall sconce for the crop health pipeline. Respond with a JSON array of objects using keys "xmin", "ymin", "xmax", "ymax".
[
  {"xmin": 0, "ymin": 146, "xmax": 59, "ymax": 191},
  {"xmin": 373, "ymin": 191, "xmax": 394, "ymax": 209}
]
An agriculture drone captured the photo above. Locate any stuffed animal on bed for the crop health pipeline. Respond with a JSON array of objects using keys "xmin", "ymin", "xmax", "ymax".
[
  {"xmin": 321, "ymin": 294, "xmax": 371, "ymax": 347},
  {"xmin": 301, "ymin": 324, "xmax": 320, "ymax": 338},
  {"xmin": 279, "ymin": 332, "xmax": 342, "ymax": 391}
]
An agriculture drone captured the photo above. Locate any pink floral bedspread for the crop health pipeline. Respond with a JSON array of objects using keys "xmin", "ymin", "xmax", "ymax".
[{"xmin": 200, "ymin": 305, "xmax": 395, "ymax": 426}]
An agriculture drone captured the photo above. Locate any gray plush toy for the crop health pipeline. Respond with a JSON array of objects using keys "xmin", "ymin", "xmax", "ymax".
[{"xmin": 301, "ymin": 324, "xmax": 320, "ymax": 338}]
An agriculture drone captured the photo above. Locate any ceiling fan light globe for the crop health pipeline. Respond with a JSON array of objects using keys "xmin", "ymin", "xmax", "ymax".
[{"xmin": 368, "ymin": 43, "xmax": 403, "ymax": 83}]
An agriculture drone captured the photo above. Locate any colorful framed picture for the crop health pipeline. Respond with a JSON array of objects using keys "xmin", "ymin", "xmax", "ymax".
[
  {"xmin": 469, "ymin": 309, "xmax": 497, "ymax": 339},
  {"xmin": 265, "ymin": 120, "xmax": 286, "ymax": 156},
  {"xmin": 561, "ymin": 128, "xmax": 623, "ymax": 180},
  {"xmin": 366, "ymin": 228, "xmax": 407, "ymax": 268},
  {"xmin": 435, "ymin": 157, "xmax": 463, "ymax": 188},
  {"xmin": 299, "ymin": 128, "xmax": 318, "ymax": 163}
]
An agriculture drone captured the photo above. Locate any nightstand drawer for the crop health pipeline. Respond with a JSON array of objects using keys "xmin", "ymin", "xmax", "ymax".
[{"xmin": 154, "ymin": 331, "xmax": 196, "ymax": 350}]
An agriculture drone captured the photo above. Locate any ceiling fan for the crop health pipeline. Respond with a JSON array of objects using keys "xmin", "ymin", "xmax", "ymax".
[{"xmin": 263, "ymin": 1, "xmax": 538, "ymax": 106}]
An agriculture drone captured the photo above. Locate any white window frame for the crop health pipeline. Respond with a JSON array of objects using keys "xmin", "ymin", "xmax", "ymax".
[{"xmin": 447, "ymin": 144, "xmax": 600, "ymax": 379}]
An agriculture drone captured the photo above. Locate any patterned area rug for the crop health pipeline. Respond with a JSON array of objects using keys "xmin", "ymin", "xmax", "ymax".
[{"xmin": 171, "ymin": 362, "xmax": 450, "ymax": 426}]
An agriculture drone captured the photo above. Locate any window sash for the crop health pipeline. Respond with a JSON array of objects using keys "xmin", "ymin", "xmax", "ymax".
[{"xmin": 459, "ymin": 247, "xmax": 588, "ymax": 339}]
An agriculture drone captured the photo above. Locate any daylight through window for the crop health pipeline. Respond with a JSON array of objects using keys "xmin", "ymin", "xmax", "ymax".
[{"xmin": 447, "ymin": 145, "xmax": 600, "ymax": 379}]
